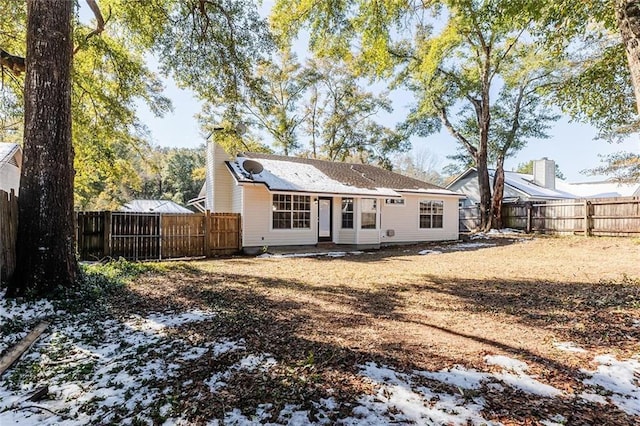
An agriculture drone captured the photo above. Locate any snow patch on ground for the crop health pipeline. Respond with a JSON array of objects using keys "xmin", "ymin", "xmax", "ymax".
[
  {"xmin": 342, "ymin": 362, "xmax": 496, "ymax": 425},
  {"xmin": 2, "ymin": 293, "xmax": 639, "ymax": 425},
  {"xmin": 471, "ymin": 229, "xmax": 525, "ymax": 240},
  {"xmin": 418, "ymin": 249, "xmax": 443, "ymax": 255},
  {"xmin": 553, "ymin": 341, "xmax": 587, "ymax": 353},
  {"xmin": 451, "ymin": 242, "xmax": 497, "ymax": 250},
  {"xmin": 418, "ymin": 365, "xmax": 489, "ymax": 390},
  {"xmin": 205, "ymin": 353, "xmax": 278, "ymax": 393},
  {"xmin": 485, "ymin": 355, "xmax": 563, "ymax": 397},
  {"xmin": 581, "ymin": 355, "xmax": 640, "ymax": 415},
  {"xmin": 0, "ymin": 305, "xmax": 237, "ymax": 425},
  {"xmin": 125, "ymin": 309, "xmax": 216, "ymax": 333},
  {"xmin": 258, "ymin": 251, "xmax": 364, "ymax": 259},
  {"xmin": 0, "ymin": 290, "xmax": 57, "ymax": 356}
]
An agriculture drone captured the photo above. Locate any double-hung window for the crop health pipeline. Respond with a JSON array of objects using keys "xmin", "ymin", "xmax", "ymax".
[
  {"xmin": 341, "ymin": 198, "xmax": 354, "ymax": 229},
  {"xmin": 361, "ymin": 198, "xmax": 377, "ymax": 229},
  {"xmin": 419, "ymin": 200, "xmax": 444, "ymax": 228},
  {"xmin": 272, "ymin": 194, "xmax": 311, "ymax": 229}
]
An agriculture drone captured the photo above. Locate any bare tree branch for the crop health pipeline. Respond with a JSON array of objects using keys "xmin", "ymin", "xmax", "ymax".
[
  {"xmin": 73, "ymin": 0, "xmax": 109, "ymax": 54},
  {"xmin": 0, "ymin": 48, "xmax": 25, "ymax": 76}
]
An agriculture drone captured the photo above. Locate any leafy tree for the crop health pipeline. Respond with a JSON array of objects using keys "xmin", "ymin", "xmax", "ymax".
[
  {"xmin": 8, "ymin": 0, "xmax": 78, "ymax": 296},
  {"xmin": 587, "ymin": 152, "xmax": 640, "ymax": 182},
  {"xmin": 302, "ymin": 59, "xmax": 409, "ymax": 168},
  {"xmin": 392, "ymin": 149, "xmax": 444, "ymax": 185},
  {"xmin": 272, "ymin": 0, "xmax": 561, "ymax": 229},
  {"xmin": 235, "ymin": 50, "xmax": 317, "ymax": 155},
  {"xmin": 530, "ymin": 1, "xmax": 640, "ymax": 180},
  {"xmin": 200, "ymin": 54, "xmax": 408, "ymax": 167},
  {"xmin": 131, "ymin": 146, "xmax": 206, "ymax": 206},
  {"xmin": 1, "ymin": 1, "xmax": 171, "ymax": 210},
  {"xmin": 1, "ymin": 0, "xmax": 274, "ymax": 295},
  {"xmin": 111, "ymin": 0, "xmax": 272, "ymax": 112}
]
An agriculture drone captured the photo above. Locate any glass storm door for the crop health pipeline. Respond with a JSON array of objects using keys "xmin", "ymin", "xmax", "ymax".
[{"xmin": 318, "ymin": 198, "xmax": 332, "ymax": 241}]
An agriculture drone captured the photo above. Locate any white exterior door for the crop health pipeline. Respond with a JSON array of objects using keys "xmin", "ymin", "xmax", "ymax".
[{"xmin": 318, "ymin": 198, "xmax": 332, "ymax": 240}]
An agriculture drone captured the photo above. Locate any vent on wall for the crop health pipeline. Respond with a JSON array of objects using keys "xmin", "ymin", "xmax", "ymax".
[{"xmin": 386, "ymin": 229, "xmax": 395, "ymax": 237}]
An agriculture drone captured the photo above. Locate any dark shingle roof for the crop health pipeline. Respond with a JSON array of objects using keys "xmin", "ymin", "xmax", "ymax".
[{"xmin": 242, "ymin": 152, "xmax": 444, "ymax": 191}]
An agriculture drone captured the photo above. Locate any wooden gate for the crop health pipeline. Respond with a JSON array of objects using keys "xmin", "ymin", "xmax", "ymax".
[
  {"xmin": 0, "ymin": 189, "xmax": 18, "ymax": 281},
  {"xmin": 76, "ymin": 211, "xmax": 241, "ymax": 261}
]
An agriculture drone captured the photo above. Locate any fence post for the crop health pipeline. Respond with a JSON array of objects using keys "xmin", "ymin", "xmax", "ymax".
[
  {"xmin": 103, "ymin": 211, "xmax": 112, "ymax": 258},
  {"xmin": 204, "ymin": 210, "xmax": 210, "ymax": 258},
  {"xmin": 236, "ymin": 213, "xmax": 242, "ymax": 251},
  {"xmin": 76, "ymin": 212, "xmax": 83, "ymax": 258},
  {"xmin": 583, "ymin": 200, "xmax": 592, "ymax": 237},
  {"xmin": 525, "ymin": 202, "xmax": 532, "ymax": 234}
]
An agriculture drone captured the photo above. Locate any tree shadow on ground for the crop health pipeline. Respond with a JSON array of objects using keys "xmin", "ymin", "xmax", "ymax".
[
  {"xmin": 108, "ymin": 268, "xmax": 640, "ymax": 424},
  {"xmin": 415, "ymin": 274, "xmax": 640, "ymax": 352}
]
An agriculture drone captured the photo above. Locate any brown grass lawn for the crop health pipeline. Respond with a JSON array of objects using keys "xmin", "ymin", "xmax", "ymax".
[{"xmin": 115, "ymin": 235, "xmax": 640, "ymax": 424}]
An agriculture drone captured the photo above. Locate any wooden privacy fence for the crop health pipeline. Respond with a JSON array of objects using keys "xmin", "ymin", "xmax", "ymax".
[
  {"xmin": 461, "ymin": 197, "xmax": 640, "ymax": 236},
  {"xmin": 0, "ymin": 189, "xmax": 18, "ymax": 281},
  {"xmin": 77, "ymin": 211, "xmax": 241, "ymax": 261}
]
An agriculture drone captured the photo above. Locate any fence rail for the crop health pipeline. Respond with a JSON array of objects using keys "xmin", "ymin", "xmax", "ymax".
[
  {"xmin": 0, "ymin": 189, "xmax": 18, "ymax": 281},
  {"xmin": 461, "ymin": 197, "xmax": 640, "ymax": 236},
  {"xmin": 77, "ymin": 211, "xmax": 241, "ymax": 261}
]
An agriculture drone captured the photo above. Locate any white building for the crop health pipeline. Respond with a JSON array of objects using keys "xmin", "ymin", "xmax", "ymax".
[
  {"xmin": 0, "ymin": 143, "xmax": 22, "ymax": 195},
  {"xmin": 193, "ymin": 142, "xmax": 462, "ymax": 251}
]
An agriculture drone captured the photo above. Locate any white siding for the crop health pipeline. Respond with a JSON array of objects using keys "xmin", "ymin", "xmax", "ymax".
[
  {"xmin": 0, "ymin": 163, "xmax": 20, "ymax": 195},
  {"xmin": 334, "ymin": 198, "xmax": 356, "ymax": 244},
  {"xmin": 231, "ymin": 184, "xmax": 242, "ymax": 213},
  {"xmin": 242, "ymin": 186, "xmax": 318, "ymax": 248},
  {"xmin": 212, "ymin": 144, "xmax": 234, "ymax": 212},
  {"xmin": 356, "ymin": 198, "xmax": 380, "ymax": 246},
  {"xmin": 379, "ymin": 194, "xmax": 459, "ymax": 244}
]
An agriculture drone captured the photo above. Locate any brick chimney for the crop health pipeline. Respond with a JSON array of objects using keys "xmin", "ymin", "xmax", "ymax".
[{"xmin": 533, "ymin": 158, "xmax": 555, "ymax": 190}]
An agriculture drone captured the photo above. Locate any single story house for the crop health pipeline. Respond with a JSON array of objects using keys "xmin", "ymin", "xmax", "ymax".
[
  {"xmin": 121, "ymin": 199, "xmax": 194, "ymax": 214},
  {"xmin": 0, "ymin": 142, "xmax": 22, "ymax": 195},
  {"xmin": 448, "ymin": 158, "xmax": 640, "ymax": 207},
  {"xmin": 193, "ymin": 142, "xmax": 462, "ymax": 251}
]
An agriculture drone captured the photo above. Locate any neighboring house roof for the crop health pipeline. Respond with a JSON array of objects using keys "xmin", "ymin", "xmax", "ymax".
[
  {"xmin": 448, "ymin": 168, "xmax": 640, "ymax": 200},
  {"xmin": 556, "ymin": 179, "xmax": 640, "ymax": 198},
  {"xmin": 0, "ymin": 143, "xmax": 20, "ymax": 168},
  {"xmin": 499, "ymin": 171, "xmax": 576, "ymax": 200},
  {"xmin": 121, "ymin": 200, "xmax": 194, "ymax": 213},
  {"xmin": 226, "ymin": 152, "xmax": 460, "ymax": 197}
]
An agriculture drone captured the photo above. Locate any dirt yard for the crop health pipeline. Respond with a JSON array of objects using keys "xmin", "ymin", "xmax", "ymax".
[
  {"xmin": 114, "ymin": 234, "xmax": 640, "ymax": 424},
  {"xmin": 2, "ymin": 234, "xmax": 639, "ymax": 425}
]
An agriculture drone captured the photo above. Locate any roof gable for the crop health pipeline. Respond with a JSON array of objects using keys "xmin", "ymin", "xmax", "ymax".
[{"xmin": 0, "ymin": 143, "xmax": 21, "ymax": 167}]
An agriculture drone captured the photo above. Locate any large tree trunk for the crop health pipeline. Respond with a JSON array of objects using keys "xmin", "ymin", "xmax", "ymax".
[
  {"xmin": 475, "ymin": 150, "xmax": 492, "ymax": 231},
  {"xmin": 491, "ymin": 156, "xmax": 506, "ymax": 230},
  {"xmin": 616, "ymin": 0, "xmax": 640, "ymax": 114},
  {"xmin": 8, "ymin": 0, "xmax": 78, "ymax": 297}
]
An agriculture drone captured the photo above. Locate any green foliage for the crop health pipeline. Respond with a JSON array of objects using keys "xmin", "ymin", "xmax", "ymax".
[
  {"xmin": 588, "ymin": 152, "xmax": 640, "ymax": 182},
  {"xmin": 128, "ymin": 145, "xmax": 206, "ymax": 206},
  {"xmin": 110, "ymin": 0, "xmax": 273, "ymax": 103},
  {"xmin": 2, "ymin": 0, "xmax": 274, "ymax": 210},
  {"xmin": 304, "ymin": 58, "xmax": 410, "ymax": 166},
  {"xmin": 551, "ymin": 45, "xmax": 636, "ymax": 138}
]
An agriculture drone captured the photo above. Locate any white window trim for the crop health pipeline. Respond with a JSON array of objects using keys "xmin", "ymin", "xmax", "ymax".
[
  {"xmin": 340, "ymin": 197, "xmax": 355, "ymax": 230},
  {"xmin": 271, "ymin": 193, "xmax": 312, "ymax": 231},
  {"xmin": 360, "ymin": 198, "xmax": 378, "ymax": 230},
  {"xmin": 418, "ymin": 199, "xmax": 445, "ymax": 229}
]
